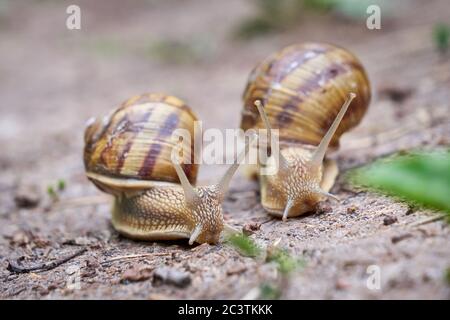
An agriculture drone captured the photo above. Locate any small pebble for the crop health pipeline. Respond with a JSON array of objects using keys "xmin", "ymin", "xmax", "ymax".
[
  {"xmin": 226, "ymin": 264, "xmax": 247, "ymax": 276},
  {"xmin": 242, "ymin": 222, "xmax": 261, "ymax": 236},
  {"xmin": 346, "ymin": 205, "xmax": 358, "ymax": 214},
  {"xmin": 10, "ymin": 231, "xmax": 31, "ymax": 246},
  {"xmin": 405, "ymin": 206, "xmax": 416, "ymax": 215},
  {"xmin": 121, "ymin": 265, "xmax": 153, "ymax": 283},
  {"xmin": 391, "ymin": 233, "xmax": 413, "ymax": 244},
  {"xmin": 378, "ymin": 85, "xmax": 413, "ymax": 104},
  {"xmin": 14, "ymin": 186, "xmax": 40, "ymax": 209},
  {"xmin": 152, "ymin": 267, "xmax": 191, "ymax": 288},
  {"xmin": 383, "ymin": 215, "xmax": 398, "ymax": 226},
  {"xmin": 335, "ymin": 278, "xmax": 350, "ymax": 290},
  {"xmin": 316, "ymin": 204, "xmax": 332, "ymax": 214}
]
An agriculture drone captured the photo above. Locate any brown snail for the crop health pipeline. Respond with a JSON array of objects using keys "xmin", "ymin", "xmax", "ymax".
[
  {"xmin": 84, "ymin": 93, "xmax": 252, "ymax": 244},
  {"xmin": 240, "ymin": 42, "xmax": 371, "ymax": 220}
]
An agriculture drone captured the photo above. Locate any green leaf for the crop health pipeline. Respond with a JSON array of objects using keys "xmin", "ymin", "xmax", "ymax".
[
  {"xmin": 350, "ymin": 151, "xmax": 450, "ymax": 214},
  {"xmin": 445, "ymin": 267, "xmax": 450, "ymax": 286}
]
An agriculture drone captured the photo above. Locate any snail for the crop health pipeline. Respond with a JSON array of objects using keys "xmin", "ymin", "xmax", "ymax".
[
  {"xmin": 84, "ymin": 93, "xmax": 253, "ymax": 244},
  {"xmin": 240, "ymin": 42, "xmax": 371, "ymax": 220}
]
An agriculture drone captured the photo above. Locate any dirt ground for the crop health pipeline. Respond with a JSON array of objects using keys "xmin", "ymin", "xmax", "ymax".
[{"xmin": 1, "ymin": 0, "xmax": 450, "ymax": 299}]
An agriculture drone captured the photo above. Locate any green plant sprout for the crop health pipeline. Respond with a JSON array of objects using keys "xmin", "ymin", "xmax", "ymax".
[
  {"xmin": 47, "ymin": 179, "xmax": 67, "ymax": 200},
  {"xmin": 226, "ymin": 233, "xmax": 262, "ymax": 257},
  {"xmin": 266, "ymin": 247, "xmax": 304, "ymax": 275},
  {"xmin": 433, "ymin": 23, "xmax": 450, "ymax": 53},
  {"xmin": 47, "ymin": 185, "xmax": 57, "ymax": 198},
  {"xmin": 259, "ymin": 283, "xmax": 282, "ymax": 299},
  {"xmin": 226, "ymin": 234, "xmax": 304, "ymax": 299},
  {"xmin": 57, "ymin": 179, "xmax": 66, "ymax": 191}
]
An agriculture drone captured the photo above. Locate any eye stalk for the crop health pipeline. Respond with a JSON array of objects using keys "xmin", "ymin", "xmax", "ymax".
[
  {"xmin": 254, "ymin": 100, "xmax": 289, "ymax": 172},
  {"xmin": 171, "ymin": 133, "xmax": 257, "ymax": 244},
  {"xmin": 310, "ymin": 92, "xmax": 356, "ymax": 167},
  {"xmin": 171, "ymin": 149, "xmax": 201, "ymax": 209}
]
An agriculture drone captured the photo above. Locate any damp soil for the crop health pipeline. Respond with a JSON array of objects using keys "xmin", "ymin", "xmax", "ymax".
[{"xmin": 1, "ymin": 0, "xmax": 450, "ymax": 299}]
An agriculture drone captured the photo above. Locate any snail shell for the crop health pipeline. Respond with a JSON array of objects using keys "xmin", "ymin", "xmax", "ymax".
[
  {"xmin": 241, "ymin": 42, "xmax": 370, "ymax": 149},
  {"xmin": 84, "ymin": 93, "xmax": 198, "ymax": 193},
  {"xmin": 84, "ymin": 94, "xmax": 214, "ymax": 243}
]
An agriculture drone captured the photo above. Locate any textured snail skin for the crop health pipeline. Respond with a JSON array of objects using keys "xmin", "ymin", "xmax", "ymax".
[
  {"xmin": 259, "ymin": 147, "xmax": 322, "ymax": 216},
  {"xmin": 241, "ymin": 43, "xmax": 371, "ymax": 218},
  {"xmin": 84, "ymin": 94, "xmax": 223, "ymax": 244},
  {"xmin": 112, "ymin": 185, "xmax": 224, "ymax": 244}
]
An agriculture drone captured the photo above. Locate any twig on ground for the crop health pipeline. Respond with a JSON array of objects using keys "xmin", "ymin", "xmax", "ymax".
[
  {"xmin": 7, "ymin": 248, "xmax": 87, "ymax": 274},
  {"xmin": 408, "ymin": 214, "xmax": 446, "ymax": 227},
  {"xmin": 101, "ymin": 252, "xmax": 172, "ymax": 265},
  {"xmin": 260, "ymin": 217, "xmax": 275, "ymax": 225}
]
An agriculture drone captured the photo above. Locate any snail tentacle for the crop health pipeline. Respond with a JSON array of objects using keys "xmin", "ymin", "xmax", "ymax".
[
  {"xmin": 254, "ymin": 100, "xmax": 289, "ymax": 172},
  {"xmin": 189, "ymin": 224, "xmax": 203, "ymax": 245},
  {"xmin": 311, "ymin": 92, "xmax": 357, "ymax": 167},
  {"xmin": 216, "ymin": 133, "xmax": 258, "ymax": 202},
  {"xmin": 171, "ymin": 152, "xmax": 200, "ymax": 208},
  {"xmin": 282, "ymin": 198, "xmax": 294, "ymax": 222}
]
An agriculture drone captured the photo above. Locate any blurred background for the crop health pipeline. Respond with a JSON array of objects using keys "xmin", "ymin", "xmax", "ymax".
[
  {"xmin": 0, "ymin": 0, "xmax": 449, "ymax": 183},
  {"xmin": 0, "ymin": 0, "xmax": 449, "ymax": 299}
]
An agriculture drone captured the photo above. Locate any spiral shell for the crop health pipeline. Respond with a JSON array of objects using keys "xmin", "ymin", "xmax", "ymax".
[
  {"xmin": 240, "ymin": 42, "xmax": 371, "ymax": 149},
  {"xmin": 84, "ymin": 93, "xmax": 198, "ymax": 191}
]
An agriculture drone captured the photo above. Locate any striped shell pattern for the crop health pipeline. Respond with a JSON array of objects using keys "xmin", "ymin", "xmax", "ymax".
[
  {"xmin": 84, "ymin": 93, "xmax": 198, "ymax": 190},
  {"xmin": 241, "ymin": 42, "xmax": 371, "ymax": 149}
]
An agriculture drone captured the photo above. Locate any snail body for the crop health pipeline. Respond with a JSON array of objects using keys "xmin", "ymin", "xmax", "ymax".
[
  {"xmin": 84, "ymin": 93, "xmax": 249, "ymax": 244},
  {"xmin": 240, "ymin": 43, "xmax": 371, "ymax": 220}
]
